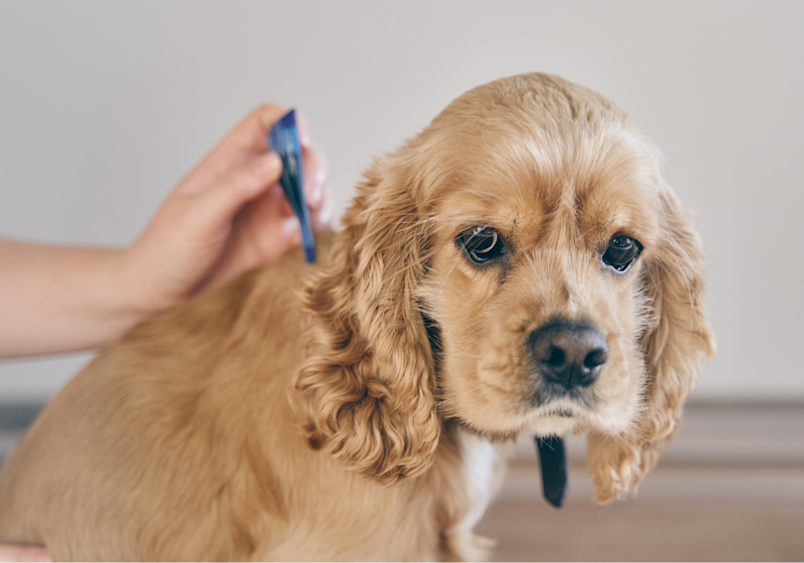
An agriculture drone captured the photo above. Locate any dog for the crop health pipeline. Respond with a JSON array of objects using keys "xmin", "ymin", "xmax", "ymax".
[{"xmin": 0, "ymin": 73, "xmax": 714, "ymax": 561}]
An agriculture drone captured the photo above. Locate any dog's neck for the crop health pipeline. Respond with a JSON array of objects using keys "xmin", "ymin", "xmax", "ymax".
[{"xmin": 421, "ymin": 310, "xmax": 443, "ymax": 377}]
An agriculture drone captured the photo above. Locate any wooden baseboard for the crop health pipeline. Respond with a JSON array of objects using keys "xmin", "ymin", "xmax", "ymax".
[
  {"xmin": 2, "ymin": 399, "xmax": 803, "ymax": 468},
  {"xmin": 510, "ymin": 399, "xmax": 804, "ymax": 467}
]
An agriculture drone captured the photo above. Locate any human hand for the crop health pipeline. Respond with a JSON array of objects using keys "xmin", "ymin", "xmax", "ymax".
[
  {"xmin": 0, "ymin": 105, "xmax": 331, "ymax": 359},
  {"xmin": 0, "ymin": 544, "xmax": 50, "ymax": 562},
  {"xmin": 119, "ymin": 105, "xmax": 332, "ymax": 315}
]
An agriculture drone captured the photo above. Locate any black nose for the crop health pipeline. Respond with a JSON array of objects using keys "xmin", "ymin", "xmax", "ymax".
[{"xmin": 529, "ymin": 321, "xmax": 609, "ymax": 390}]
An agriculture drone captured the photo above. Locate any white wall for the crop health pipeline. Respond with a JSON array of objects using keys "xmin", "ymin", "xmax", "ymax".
[{"xmin": 1, "ymin": 0, "xmax": 802, "ymax": 401}]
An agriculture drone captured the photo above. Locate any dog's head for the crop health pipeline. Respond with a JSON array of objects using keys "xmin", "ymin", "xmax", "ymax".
[{"xmin": 295, "ymin": 73, "xmax": 714, "ymax": 502}]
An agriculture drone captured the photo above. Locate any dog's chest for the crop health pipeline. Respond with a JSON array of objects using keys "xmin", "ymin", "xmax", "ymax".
[
  {"xmin": 454, "ymin": 429, "xmax": 505, "ymax": 531},
  {"xmin": 428, "ymin": 426, "xmax": 508, "ymax": 560}
]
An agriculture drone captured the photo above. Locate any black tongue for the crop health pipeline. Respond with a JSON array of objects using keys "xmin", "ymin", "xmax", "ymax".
[{"xmin": 535, "ymin": 435, "xmax": 569, "ymax": 508}]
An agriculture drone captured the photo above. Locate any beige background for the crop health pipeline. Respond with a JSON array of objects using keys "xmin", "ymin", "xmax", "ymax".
[{"xmin": 1, "ymin": 0, "xmax": 802, "ymax": 401}]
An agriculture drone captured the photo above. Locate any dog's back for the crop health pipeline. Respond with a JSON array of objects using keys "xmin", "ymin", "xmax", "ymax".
[
  {"xmin": 0, "ymin": 232, "xmax": 491, "ymax": 561},
  {"xmin": 0, "ymin": 246, "xmax": 316, "ymax": 560}
]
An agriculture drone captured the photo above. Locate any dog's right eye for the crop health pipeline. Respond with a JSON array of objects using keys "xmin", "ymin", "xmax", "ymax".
[
  {"xmin": 601, "ymin": 235, "xmax": 643, "ymax": 273},
  {"xmin": 458, "ymin": 226, "xmax": 505, "ymax": 264}
]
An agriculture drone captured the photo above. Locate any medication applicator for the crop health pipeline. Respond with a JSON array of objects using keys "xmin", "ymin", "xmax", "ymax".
[{"xmin": 268, "ymin": 109, "xmax": 316, "ymax": 263}]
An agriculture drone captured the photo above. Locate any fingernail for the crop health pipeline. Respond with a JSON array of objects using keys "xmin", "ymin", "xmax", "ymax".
[
  {"xmin": 282, "ymin": 216, "xmax": 301, "ymax": 238},
  {"xmin": 307, "ymin": 178, "xmax": 322, "ymax": 206},
  {"xmin": 314, "ymin": 203, "xmax": 333, "ymax": 230}
]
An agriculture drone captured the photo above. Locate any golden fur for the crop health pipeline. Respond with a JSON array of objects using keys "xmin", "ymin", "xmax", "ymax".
[{"xmin": 0, "ymin": 73, "xmax": 714, "ymax": 560}]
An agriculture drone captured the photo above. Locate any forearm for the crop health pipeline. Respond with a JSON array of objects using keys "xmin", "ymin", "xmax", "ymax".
[{"xmin": 0, "ymin": 239, "xmax": 150, "ymax": 359}]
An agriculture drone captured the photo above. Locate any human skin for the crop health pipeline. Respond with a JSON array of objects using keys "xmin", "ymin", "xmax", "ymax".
[{"xmin": 0, "ymin": 105, "xmax": 331, "ymax": 360}]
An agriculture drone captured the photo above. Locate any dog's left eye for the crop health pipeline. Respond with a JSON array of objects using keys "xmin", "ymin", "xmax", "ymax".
[
  {"xmin": 601, "ymin": 235, "xmax": 643, "ymax": 272},
  {"xmin": 458, "ymin": 226, "xmax": 505, "ymax": 264}
]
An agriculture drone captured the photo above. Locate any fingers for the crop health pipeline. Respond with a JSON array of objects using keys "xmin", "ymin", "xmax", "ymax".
[
  {"xmin": 189, "ymin": 153, "xmax": 283, "ymax": 243},
  {"xmin": 302, "ymin": 141, "xmax": 325, "ymax": 210},
  {"xmin": 185, "ymin": 105, "xmax": 289, "ymax": 190},
  {"xmin": 224, "ymin": 104, "xmax": 289, "ymax": 151},
  {"xmin": 172, "ymin": 104, "xmax": 330, "ymax": 250},
  {"xmin": 302, "ymin": 142, "xmax": 333, "ymax": 230},
  {"xmin": 193, "ymin": 105, "xmax": 321, "ymax": 200},
  {"xmin": 295, "ymin": 111, "xmax": 312, "ymax": 148},
  {"xmin": 262, "ymin": 187, "xmax": 303, "ymax": 249},
  {"xmin": 255, "ymin": 104, "xmax": 292, "ymax": 133},
  {"xmin": 297, "ymin": 114, "xmax": 333, "ymax": 231},
  {"xmin": 311, "ymin": 182, "xmax": 334, "ymax": 230},
  {"xmin": 222, "ymin": 104, "xmax": 290, "ymax": 158},
  {"xmin": 0, "ymin": 544, "xmax": 51, "ymax": 562},
  {"xmin": 248, "ymin": 109, "xmax": 332, "ymax": 230},
  {"xmin": 196, "ymin": 186, "xmax": 302, "ymax": 291}
]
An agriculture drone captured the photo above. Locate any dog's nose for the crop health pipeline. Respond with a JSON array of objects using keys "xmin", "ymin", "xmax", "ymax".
[{"xmin": 529, "ymin": 321, "xmax": 609, "ymax": 390}]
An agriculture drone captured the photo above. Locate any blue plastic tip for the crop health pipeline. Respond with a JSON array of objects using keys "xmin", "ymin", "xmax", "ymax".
[{"xmin": 303, "ymin": 245, "xmax": 317, "ymax": 264}]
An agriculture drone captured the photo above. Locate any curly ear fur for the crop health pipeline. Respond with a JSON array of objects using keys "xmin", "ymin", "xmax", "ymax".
[
  {"xmin": 293, "ymin": 158, "xmax": 441, "ymax": 485},
  {"xmin": 588, "ymin": 186, "xmax": 715, "ymax": 503}
]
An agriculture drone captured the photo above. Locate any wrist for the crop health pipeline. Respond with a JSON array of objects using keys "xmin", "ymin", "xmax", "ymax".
[{"xmin": 109, "ymin": 248, "xmax": 171, "ymax": 329}]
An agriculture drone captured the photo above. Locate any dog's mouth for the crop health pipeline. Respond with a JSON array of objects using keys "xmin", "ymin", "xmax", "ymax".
[
  {"xmin": 533, "ymin": 398, "xmax": 590, "ymax": 420},
  {"xmin": 530, "ymin": 380, "xmax": 600, "ymax": 418},
  {"xmin": 523, "ymin": 397, "xmax": 596, "ymax": 439}
]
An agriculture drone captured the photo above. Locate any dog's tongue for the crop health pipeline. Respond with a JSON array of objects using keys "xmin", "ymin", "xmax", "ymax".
[{"xmin": 535, "ymin": 436, "xmax": 569, "ymax": 508}]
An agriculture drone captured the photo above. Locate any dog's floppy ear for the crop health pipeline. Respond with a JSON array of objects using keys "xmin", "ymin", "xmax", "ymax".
[
  {"xmin": 294, "ymin": 156, "xmax": 441, "ymax": 484},
  {"xmin": 588, "ymin": 185, "xmax": 715, "ymax": 503}
]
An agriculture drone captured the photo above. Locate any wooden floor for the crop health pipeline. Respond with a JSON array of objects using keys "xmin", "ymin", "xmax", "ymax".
[
  {"xmin": 476, "ymin": 401, "xmax": 804, "ymax": 561},
  {"xmin": 477, "ymin": 464, "xmax": 804, "ymax": 561}
]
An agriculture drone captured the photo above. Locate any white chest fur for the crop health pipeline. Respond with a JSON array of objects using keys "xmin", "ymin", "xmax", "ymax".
[
  {"xmin": 454, "ymin": 427, "xmax": 507, "ymax": 533},
  {"xmin": 433, "ymin": 427, "xmax": 510, "ymax": 560}
]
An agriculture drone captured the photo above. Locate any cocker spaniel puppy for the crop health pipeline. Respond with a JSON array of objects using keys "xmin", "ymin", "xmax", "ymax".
[{"xmin": 0, "ymin": 73, "xmax": 713, "ymax": 561}]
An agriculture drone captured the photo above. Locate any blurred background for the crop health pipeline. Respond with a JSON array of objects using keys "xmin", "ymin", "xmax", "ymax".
[{"xmin": 1, "ymin": 1, "xmax": 802, "ymax": 560}]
